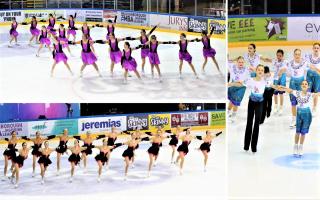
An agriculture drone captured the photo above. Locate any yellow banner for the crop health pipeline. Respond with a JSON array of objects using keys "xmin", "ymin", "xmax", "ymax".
[
  {"xmin": 148, "ymin": 114, "xmax": 171, "ymax": 132},
  {"xmin": 208, "ymin": 19, "xmax": 226, "ymax": 39}
]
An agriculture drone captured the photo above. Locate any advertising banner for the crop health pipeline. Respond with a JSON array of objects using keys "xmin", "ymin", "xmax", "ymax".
[
  {"xmin": 0, "ymin": 122, "xmax": 28, "ymax": 138},
  {"xmin": 23, "ymin": 10, "xmax": 65, "ymax": 22},
  {"xmin": 85, "ymin": 10, "xmax": 103, "ymax": 22},
  {"xmin": 127, "ymin": 114, "xmax": 149, "ymax": 131},
  {"xmin": 0, "ymin": 10, "xmax": 24, "ymax": 22},
  {"xmin": 28, "ymin": 119, "xmax": 78, "ymax": 137},
  {"xmin": 103, "ymin": 10, "xmax": 117, "ymax": 22},
  {"xmin": 148, "ymin": 114, "xmax": 171, "ymax": 131},
  {"xmin": 171, "ymin": 113, "xmax": 181, "ymax": 128},
  {"xmin": 228, "ymin": 17, "xmax": 287, "ymax": 42},
  {"xmin": 288, "ymin": 17, "xmax": 320, "ymax": 41},
  {"xmin": 181, "ymin": 112, "xmax": 208, "ymax": 126},
  {"xmin": 78, "ymin": 116, "xmax": 126, "ymax": 133},
  {"xmin": 118, "ymin": 11, "xmax": 149, "ymax": 26},
  {"xmin": 65, "ymin": 10, "xmax": 86, "ymax": 22},
  {"xmin": 150, "ymin": 14, "xmax": 188, "ymax": 31},
  {"xmin": 208, "ymin": 19, "xmax": 226, "ymax": 36},
  {"xmin": 210, "ymin": 111, "xmax": 226, "ymax": 127},
  {"xmin": 188, "ymin": 17, "xmax": 208, "ymax": 33}
]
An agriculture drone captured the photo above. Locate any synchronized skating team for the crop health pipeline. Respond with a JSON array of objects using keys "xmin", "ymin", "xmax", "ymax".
[
  {"xmin": 7, "ymin": 13, "xmax": 221, "ymax": 83},
  {"xmin": 1, "ymin": 126, "xmax": 221, "ymax": 188},
  {"xmin": 228, "ymin": 43, "xmax": 320, "ymax": 156}
]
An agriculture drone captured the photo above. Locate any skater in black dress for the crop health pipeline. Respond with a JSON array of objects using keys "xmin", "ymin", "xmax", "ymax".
[
  {"xmin": 105, "ymin": 127, "xmax": 120, "ymax": 169},
  {"xmin": 55, "ymin": 129, "xmax": 72, "ymax": 175},
  {"xmin": 2, "ymin": 131, "xmax": 18, "ymax": 180},
  {"xmin": 169, "ymin": 125, "xmax": 182, "ymax": 163},
  {"xmin": 38, "ymin": 140, "xmax": 55, "ymax": 184},
  {"xmin": 130, "ymin": 127, "xmax": 143, "ymax": 167},
  {"xmin": 94, "ymin": 139, "xmax": 115, "ymax": 182},
  {"xmin": 25, "ymin": 131, "xmax": 55, "ymax": 177},
  {"xmin": 197, "ymin": 130, "xmax": 222, "ymax": 172},
  {"xmin": 11, "ymin": 142, "xmax": 30, "ymax": 188},
  {"xmin": 176, "ymin": 128, "xmax": 194, "ymax": 175},
  {"xmin": 147, "ymin": 130, "xmax": 168, "ymax": 177},
  {"xmin": 68, "ymin": 139, "xmax": 87, "ymax": 182},
  {"xmin": 122, "ymin": 137, "xmax": 139, "ymax": 180},
  {"xmin": 80, "ymin": 131, "xmax": 95, "ymax": 171}
]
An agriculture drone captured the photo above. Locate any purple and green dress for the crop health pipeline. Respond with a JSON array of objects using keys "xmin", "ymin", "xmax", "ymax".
[
  {"xmin": 121, "ymin": 49, "xmax": 137, "ymax": 71},
  {"xmin": 53, "ymin": 42, "xmax": 68, "ymax": 63},
  {"xmin": 81, "ymin": 40, "xmax": 97, "ymax": 65},
  {"xmin": 148, "ymin": 41, "xmax": 160, "ymax": 65},
  {"xmin": 109, "ymin": 39, "xmax": 122, "ymax": 64},
  {"xmin": 202, "ymin": 36, "xmax": 216, "ymax": 58},
  {"xmin": 9, "ymin": 22, "xmax": 18, "ymax": 37},
  {"xmin": 178, "ymin": 41, "xmax": 192, "ymax": 63},
  {"xmin": 30, "ymin": 21, "xmax": 40, "ymax": 36}
]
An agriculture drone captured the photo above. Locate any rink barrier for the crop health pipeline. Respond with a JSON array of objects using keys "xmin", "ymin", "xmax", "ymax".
[
  {"xmin": 0, "ymin": 9, "xmax": 225, "ymax": 39},
  {"xmin": 228, "ymin": 14, "xmax": 320, "ymax": 43},
  {"xmin": 228, "ymin": 41, "xmax": 316, "ymax": 48},
  {"xmin": 0, "ymin": 110, "xmax": 226, "ymax": 142}
]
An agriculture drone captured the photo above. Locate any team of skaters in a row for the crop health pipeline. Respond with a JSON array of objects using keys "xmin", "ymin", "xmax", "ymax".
[
  {"xmin": 8, "ymin": 13, "xmax": 221, "ymax": 83},
  {"xmin": 1, "ymin": 126, "xmax": 222, "ymax": 188},
  {"xmin": 228, "ymin": 43, "xmax": 320, "ymax": 155}
]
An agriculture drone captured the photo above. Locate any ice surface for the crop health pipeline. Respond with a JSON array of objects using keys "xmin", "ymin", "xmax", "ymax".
[
  {"xmin": 0, "ymin": 26, "xmax": 226, "ymax": 102},
  {"xmin": 227, "ymin": 78, "xmax": 320, "ymax": 199},
  {"xmin": 0, "ymin": 130, "xmax": 226, "ymax": 200}
]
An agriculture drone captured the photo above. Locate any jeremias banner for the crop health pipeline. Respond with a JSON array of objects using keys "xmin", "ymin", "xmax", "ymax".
[
  {"xmin": 228, "ymin": 17, "xmax": 287, "ymax": 42},
  {"xmin": 148, "ymin": 114, "xmax": 171, "ymax": 131}
]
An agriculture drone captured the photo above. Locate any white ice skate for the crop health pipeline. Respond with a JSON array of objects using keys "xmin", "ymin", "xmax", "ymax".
[
  {"xmin": 293, "ymin": 144, "xmax": 298, "ymax": 156},
  {"xmin": 289, "ymin": 118, "xmax": 296, "ymax": 128},
  {"xmin": 298, "ymin": 145, "xmax": 303, "ymax": 157},
  {"xmin": 278, "ymin": 107, "xmax": 283, "ymax": 116}
]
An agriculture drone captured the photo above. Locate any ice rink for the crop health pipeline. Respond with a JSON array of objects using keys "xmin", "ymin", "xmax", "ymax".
[
  {"xmin": 0, "ymin": 25, "xmax": 226, "ymax": 102},
  {"xmin": 227, "ymin": 56, "xmax": 320, "ymax": 200},
  {"xmin": 0, "ymin": 129, "xmax": 226, "ymax": 200}
]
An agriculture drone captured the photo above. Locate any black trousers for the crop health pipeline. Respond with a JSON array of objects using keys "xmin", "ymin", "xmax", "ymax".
[
  {"xmin": 244, "ymin": 99, "xmax": 263, "ymax": 152},
  {"xmin": 260, "ymin": 88, "xmax": 274, "ymax": 124}
]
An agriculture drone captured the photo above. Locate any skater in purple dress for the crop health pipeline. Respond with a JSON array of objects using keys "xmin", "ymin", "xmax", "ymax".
[
  {"xmin": 47, "ymin": 13, "xmax": 56, "ymax": 36},
  {"xmin": 67, "ymin": 14, "xmax": 77, "ymax": 43},
  {"xmin": 29, "ymin": 16, "xmax": 40, "ymax": 45},
  {"xmin": 81, "ymin": 22, "xmax": 93, "ymax": 40},
  {"xmin": 121, "ymin": 42, "xmax": 143, "ymax": 83},
  {"xmin": 94, "ymin": 33, "xmax": 130, "ymax": 76},
  {"xmin": 199, "ymin": 28, "xmax": 220, "ymax": 74},
  {"xmin": 127, "ymin": 25, "xmax": 158, "ymax": 74},
  {"xmin": 50, "ymin": 36, "xmax": 73, "ymax": 77},
  {"xmin": 73, "ymin": 34, "xmax": 101, "ymax": 77},
  {"xmin": 104, "ymin": 16, "xmax": 117, "ymax": 40},
  {"xmin": 36, "ymin": 26, "xmax": 52, "ymax": 57},
  {"xmin": 171, "ymin": 33, "xmax": 199, "ymax": 78},
  {"xmin": 58, "ymin": 24, "xmax": 72, "ymax": 54},
  {"xmin": 134, "ymin": 35, "xmax": 171, "ymax": 81},
  {"xmin": 9, "ymin": 18, "xmax": 19, "ymax": 47}
]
